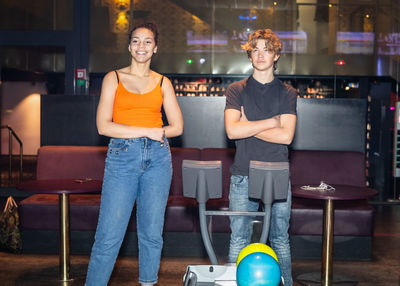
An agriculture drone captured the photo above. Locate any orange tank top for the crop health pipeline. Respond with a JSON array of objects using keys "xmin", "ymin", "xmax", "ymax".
[{"xmin": 113, "ymin": 71, "xmax": 164, "ymax": 128}]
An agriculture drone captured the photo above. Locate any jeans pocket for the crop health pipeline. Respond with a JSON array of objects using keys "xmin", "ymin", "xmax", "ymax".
[
  {"xmin": 231, "ymin": 175, "xmax": 247, "ymax": 186},
  {"xmin": 229, "ymin": 175, "xmax": 249, "ymax": 200},
  {"xmin": 108, "ymin": 139, "xmax": 128, "ymax": 155}
]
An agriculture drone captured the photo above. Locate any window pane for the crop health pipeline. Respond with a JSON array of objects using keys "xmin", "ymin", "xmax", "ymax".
[
  {"xmin": 1, "ymin": 46, "xmax": 65, "ymax": 73},
  {"xmin": 56, "ymin": 0, "xmax": 400, "ymax": 78},
  {"xmin": 0, "ymin": 0, "xmax": 73, "ymax": 30}
]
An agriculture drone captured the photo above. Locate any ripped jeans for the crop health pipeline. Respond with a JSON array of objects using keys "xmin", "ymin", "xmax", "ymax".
[{"xmin": 85, "ymin": 137, "xmax": 172, "ymax": 285}]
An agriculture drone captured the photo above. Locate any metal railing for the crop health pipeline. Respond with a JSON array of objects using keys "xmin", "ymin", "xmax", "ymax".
[{"xmin": 1, "ymin": 125, "xmax": 23, "ymax": 185}]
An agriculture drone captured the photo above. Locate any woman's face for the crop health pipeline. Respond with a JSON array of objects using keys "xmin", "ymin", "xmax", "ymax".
[{"xmin": 128, "ymin": 27, "xmax": 157, "ymax": 63}]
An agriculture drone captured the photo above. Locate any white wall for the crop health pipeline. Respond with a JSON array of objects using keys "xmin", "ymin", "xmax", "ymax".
[{"xmin": 1, "ymin": 82, "xmax": 45, "ymax": 155}]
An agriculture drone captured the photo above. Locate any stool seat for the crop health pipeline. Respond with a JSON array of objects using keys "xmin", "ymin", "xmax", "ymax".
[{"xmin": 249, "ymin": 161, "xmax": 289, "ymax": 204}]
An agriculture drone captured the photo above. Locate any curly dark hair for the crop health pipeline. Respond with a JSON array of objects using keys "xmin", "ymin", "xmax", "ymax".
[{"xmin": 129, "ymin": 22, "xmax": 159, "ymax": 45}]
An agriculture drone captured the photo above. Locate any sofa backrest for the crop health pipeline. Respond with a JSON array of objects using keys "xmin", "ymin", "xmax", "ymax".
[
  {"xmin": 35, "ymin": 146, "xmax": 367, "ymax": 194},
  {"xmin": 36, "ymin": 146, "xmax": 107, "ymax": 180},
  {"xmin": 289, "ymin": 150, "xmax": 366, "ymax": 187}
]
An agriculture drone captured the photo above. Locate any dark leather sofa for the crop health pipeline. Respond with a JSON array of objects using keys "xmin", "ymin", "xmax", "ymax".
[{"xmin": 19, "ymin": 145, "xmax": 374, "ymax": 260}]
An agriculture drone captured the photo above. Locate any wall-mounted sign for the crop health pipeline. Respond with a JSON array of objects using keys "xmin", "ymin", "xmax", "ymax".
[{"xmin": 75, "ymin": 68, "xmax": 87, "ymax": 80}]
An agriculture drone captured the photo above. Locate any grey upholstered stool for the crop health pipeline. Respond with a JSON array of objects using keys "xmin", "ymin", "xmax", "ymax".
[{"xmin": 249, "ymin": 160, "xmax": 289, "ymax": 243}]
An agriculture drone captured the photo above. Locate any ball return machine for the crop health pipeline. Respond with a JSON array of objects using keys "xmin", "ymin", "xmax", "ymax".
[{"xmin": 182, "ymin": 160, "xmax": 289, "ymax": 286}]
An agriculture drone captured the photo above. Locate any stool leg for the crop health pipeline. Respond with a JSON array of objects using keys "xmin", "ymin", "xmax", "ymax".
[
  {"xmin": 199, "ymin": 203, "xmax": 218, "ymax": 265},
  {"xmin": 259, "ymin": 203, "xmax": 272, "ymax": 244},
  {"xmin": 59, "ymin": 193, "xmax": 71, "ymax": 281}
]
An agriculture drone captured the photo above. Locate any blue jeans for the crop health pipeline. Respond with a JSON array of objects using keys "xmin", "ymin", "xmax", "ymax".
[
  {"xmin": 85, "ymin": 137, "xmax": 172, "ymax": 285},
  {"xmin": 228, "ymin": 175, "xmax": 293, "ymax": 286}
]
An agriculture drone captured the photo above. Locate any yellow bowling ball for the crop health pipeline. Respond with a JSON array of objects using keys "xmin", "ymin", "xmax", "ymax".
[{"xmin": 236, "ymin": 243, "xmax": 279, "ymax": 266}]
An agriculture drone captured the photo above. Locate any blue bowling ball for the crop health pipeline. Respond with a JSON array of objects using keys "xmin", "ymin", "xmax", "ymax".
[{"xmin": 236, "ymin": 252, "xmax": 281, "ymax": 286}]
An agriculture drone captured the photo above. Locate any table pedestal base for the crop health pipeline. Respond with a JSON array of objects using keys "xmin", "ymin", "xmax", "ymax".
[
  {"xmin": 15, "ymin": 265, "xmax": 86, "ymax": 285},
  {"xmin": 297, "ymin": 272, "xmax": 357, "ymax": 286},
  {"xmin": 59, "ymin": 278, "xmax": 74, "ymax": 283}
]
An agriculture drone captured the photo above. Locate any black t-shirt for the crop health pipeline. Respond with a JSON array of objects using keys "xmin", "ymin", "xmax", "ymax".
[{"xmin": 225, "ymin": 76, "xmax": 297, "ymax": 176}]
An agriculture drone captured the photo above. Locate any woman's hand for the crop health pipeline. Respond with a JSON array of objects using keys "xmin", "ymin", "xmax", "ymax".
[{"xmin": 147, "ymin": 128, "xmax": 165, "ymax": 143}]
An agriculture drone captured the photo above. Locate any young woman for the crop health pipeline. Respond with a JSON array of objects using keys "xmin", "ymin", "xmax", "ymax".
[{"xmin": 85, "ymin": 23, "xmax": 183, "ymax": 286}]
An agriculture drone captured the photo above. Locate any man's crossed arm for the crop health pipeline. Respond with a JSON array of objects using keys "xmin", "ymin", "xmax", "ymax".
[{"xmin": 224, "ymin": 107, "xmax": 296, "ymax": 145}]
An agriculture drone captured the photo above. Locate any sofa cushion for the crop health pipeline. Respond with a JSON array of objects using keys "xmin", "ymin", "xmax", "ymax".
[
  {"xmin": 19, "ymin": 194, "xmax": 101, "ymax": 231},
  {"xmin": 36, "ymin": 146, "xmax": 107, "ymax": 180},
  {"xmin": 19, "ymin": 193, "xmax": 198, "ymax": 233},
  {"xmin": 289, "ymin": 150, "xmax": 366, "ymax": 187},
  {"xmin": 164, "ymin": 196, "xmax": 198, "ymax": 232}
]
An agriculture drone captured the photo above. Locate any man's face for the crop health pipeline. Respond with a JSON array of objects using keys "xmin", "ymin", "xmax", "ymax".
[{"xmin": 249, "ymin": 39, "xmax": 280, "ymax": 72}]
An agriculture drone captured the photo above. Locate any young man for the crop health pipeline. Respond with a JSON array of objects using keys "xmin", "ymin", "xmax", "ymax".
[{"xmin": 224, "ymin": 29, "xmax": 297, "ymax": 285}]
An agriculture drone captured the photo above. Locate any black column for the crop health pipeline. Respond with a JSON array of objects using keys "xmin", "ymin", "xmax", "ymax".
[{"xmin": 66, "ymin": 0, "xmax": 90, "ymax": 95}]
